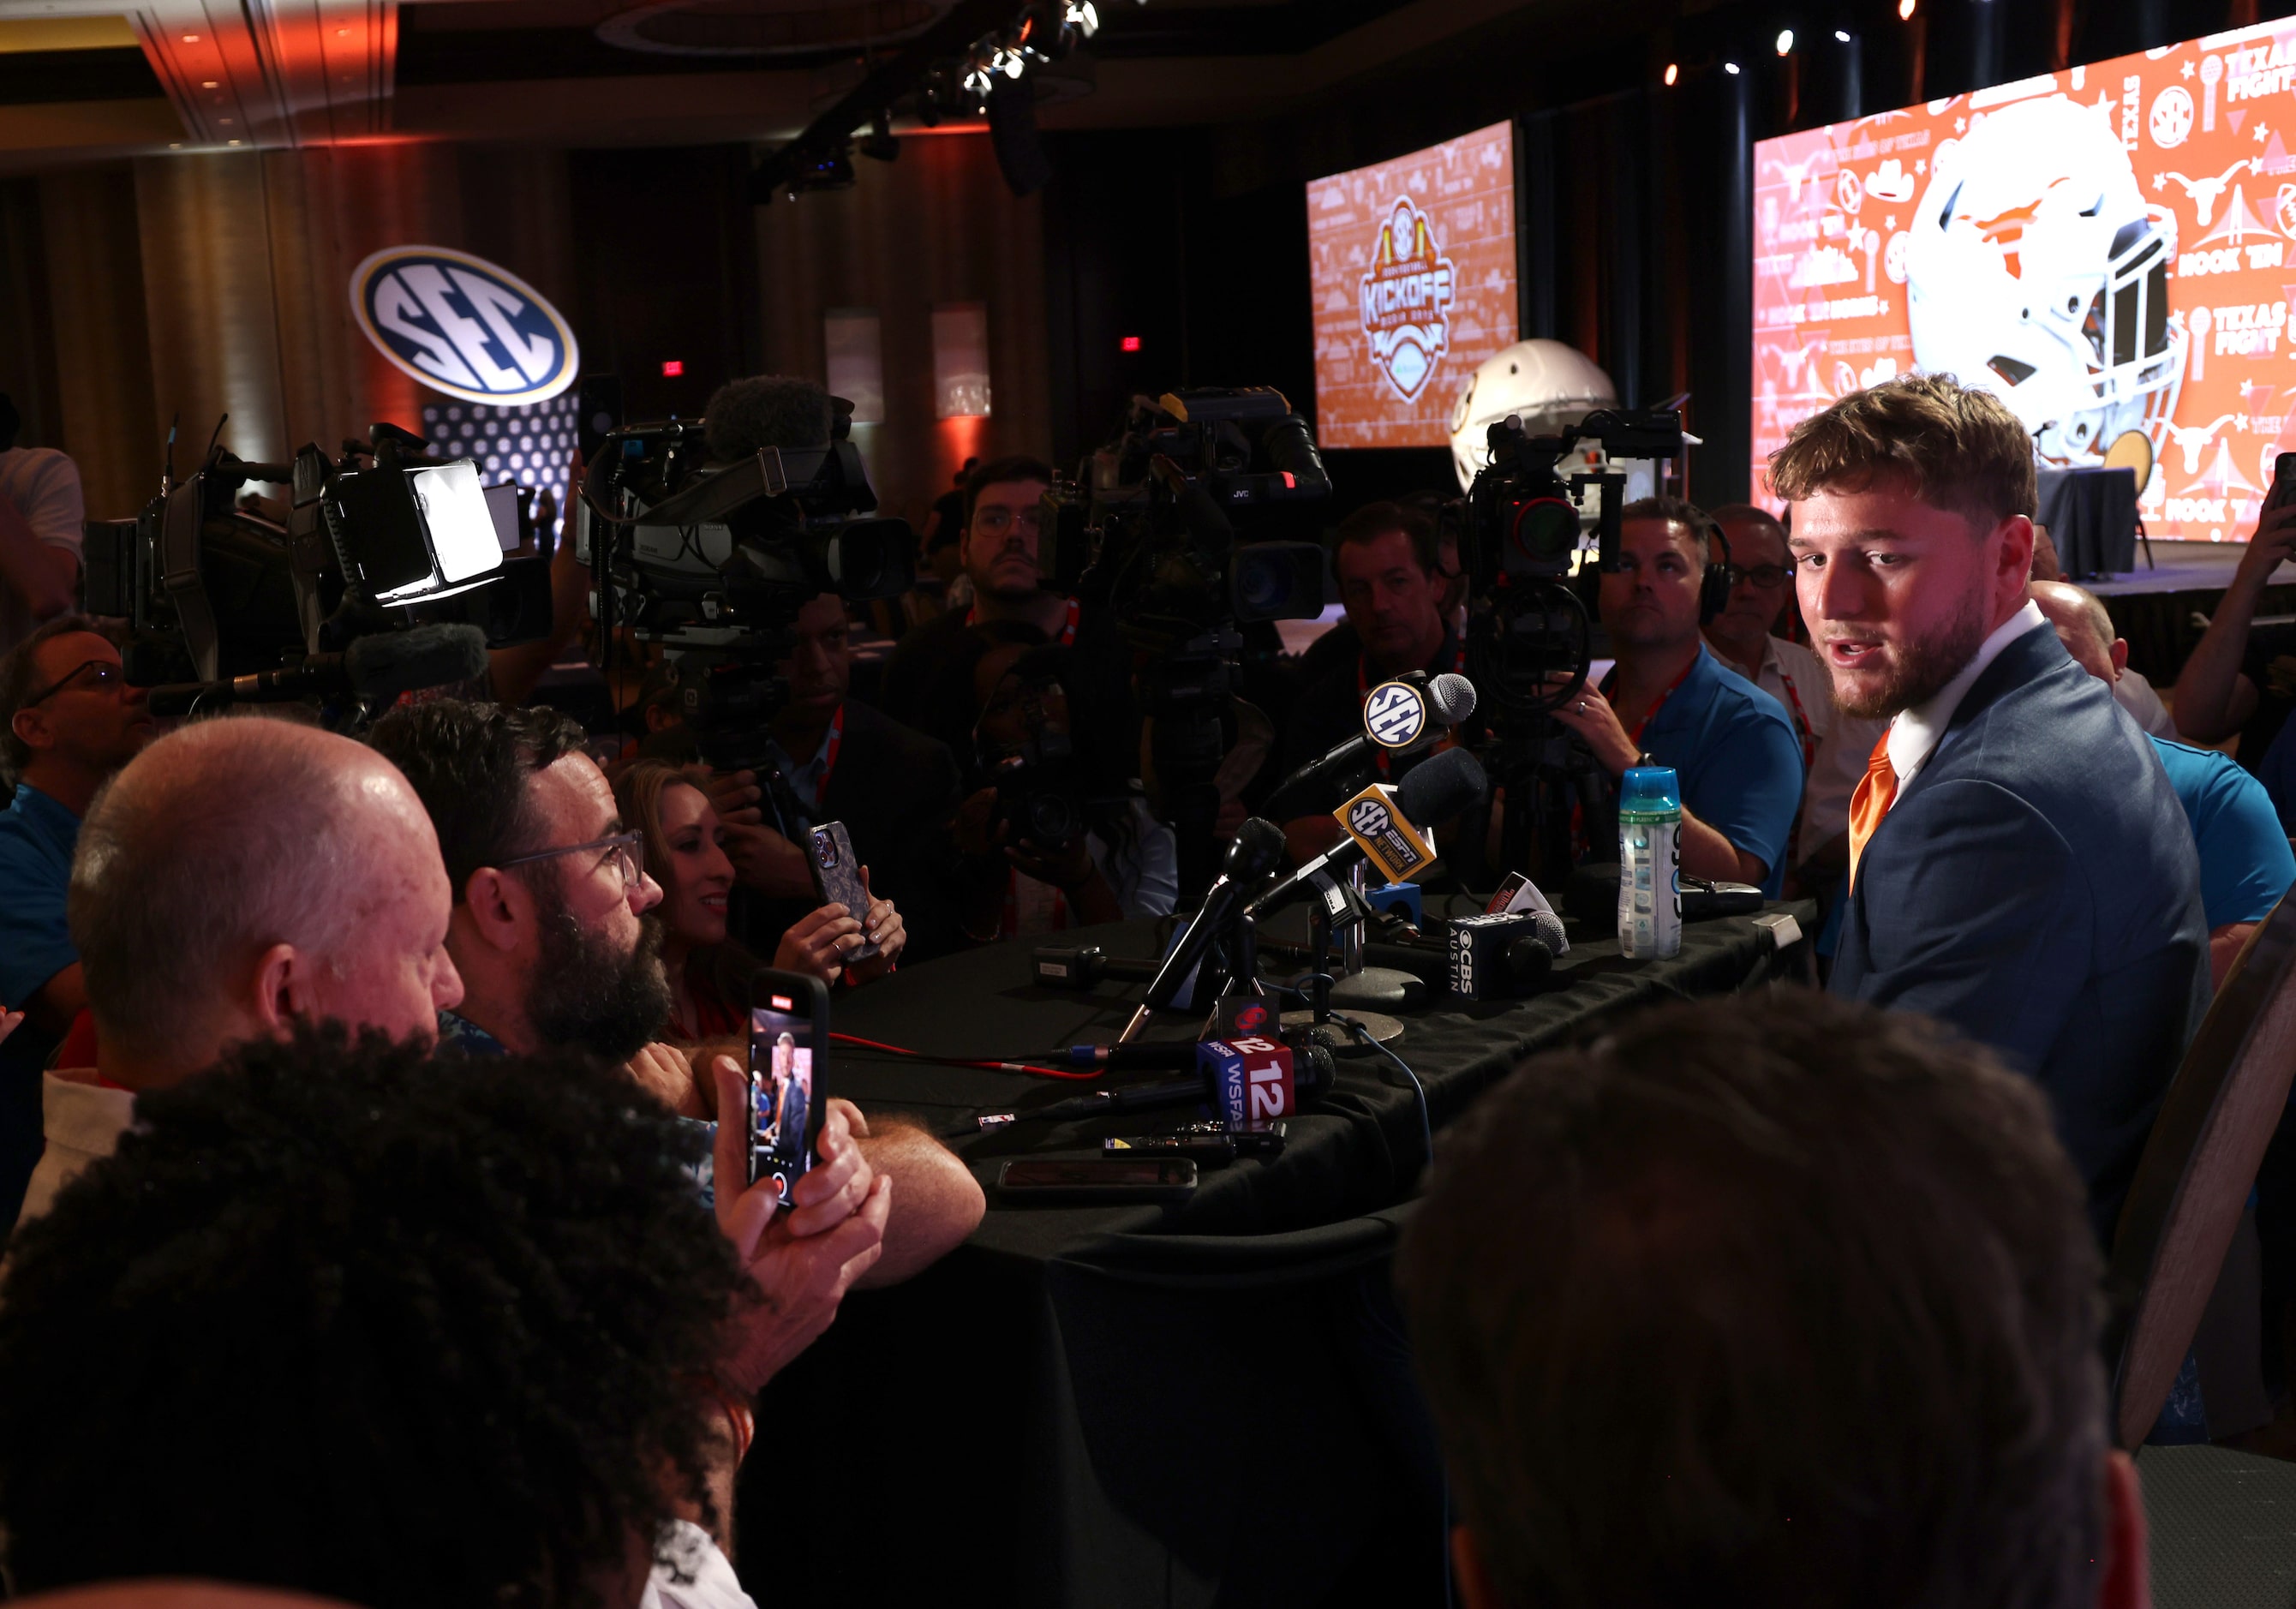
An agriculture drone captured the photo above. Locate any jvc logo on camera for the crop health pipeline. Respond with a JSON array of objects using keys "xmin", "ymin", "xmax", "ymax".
[{"xmin": 350, "ymin": 247, "xmax": 580, "ymax": 407}]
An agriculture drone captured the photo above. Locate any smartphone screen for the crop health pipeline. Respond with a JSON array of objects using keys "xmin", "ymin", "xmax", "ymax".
[
  {"xmin": 807, "ymin": 821, "xmax": 878, "ymax": 960},
  {"xmin": 747, "ymin": 970, "xmax": 830, "ymax": 1206}
]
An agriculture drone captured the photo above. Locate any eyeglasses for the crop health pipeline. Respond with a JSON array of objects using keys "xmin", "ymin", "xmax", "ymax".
[
  {"xmin": 973, "ymin": 505, "xmax": 1043, "ymax": 537},
  {"xmin": 1740, "ymin": 564, "xmax": 1791, "ymax": 589},
  {"xmin": 498, "ymin": 830, "xmax": 646, "ymax": 889},
  {"xmin": 21, "ymin": 658, "xmax": 123, "ymax": 708}
]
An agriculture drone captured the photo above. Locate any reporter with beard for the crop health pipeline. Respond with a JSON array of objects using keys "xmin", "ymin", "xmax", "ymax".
[
  {"xmin": 1776, "ymin": 374, "xmax": 2206, "ymax": 1238},
  {"xmin": 368, "ymin": 700, "xmax": 983, "ymax": 1287}
]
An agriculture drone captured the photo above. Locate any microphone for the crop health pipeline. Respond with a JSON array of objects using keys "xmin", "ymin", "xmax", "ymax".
[
  {"xmin": 1122, "ymin": 817, "xmax": 1289, "ymax": 1036},
  {"xmin": 1032, "ymin": 944, "xmax": 1161, "ymax": 991},
  {"xmin": 1450, "ymin": 907, "xmax": 1570, "ymax": 999},
  {"xmin": 976, "ymin": 1038, "xmax": 1336, "ymax": 1130},
  {"xmin": 1247, "ymin": 747, "xmax": 1489, "ymax": 924},
  {"xmin": 1266, "ymin": 672, "xmax": 1477, "ymax": 811},
  {"xmin": 146, "ymin": 623, "xmax": 490, "ymax": 717}
]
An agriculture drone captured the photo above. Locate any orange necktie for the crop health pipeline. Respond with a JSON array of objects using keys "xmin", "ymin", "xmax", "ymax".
[{"xmin": 1847, "ymin": 733, "xmax": 1898, "ymax": 892}]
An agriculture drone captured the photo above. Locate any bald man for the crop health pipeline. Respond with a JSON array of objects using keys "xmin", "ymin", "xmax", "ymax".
[
  {"xmin": 2032, "ymin": 579, "xmax": 2295, "ymax": 989},
  {"xmin": 15, "ymin": 715, "xmax": 463, "ymax": 1228}
]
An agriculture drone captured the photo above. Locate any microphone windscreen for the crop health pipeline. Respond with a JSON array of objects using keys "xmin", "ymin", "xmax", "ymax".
[
  {"xmin": 346, "ymin": 623, "xmax": 490, "ymax": 698},
  {"xmin": 1527, "ymin": 908, "xmax": 1568, "ymax": 954},
  {"xmin": 1228, "ymin": 816, "xmax": 1288, "ymax": 882},
  {"xmin": 703, "ymin": 375, "xmax": 834, "ymax": 461},
  {"xmin": 1427, "ymin": 672, "xmax": 1477, "ymax": 724},
  {"xmin": 1396, "ymin": 745, "xmax": 1488, "ymax": 823}
]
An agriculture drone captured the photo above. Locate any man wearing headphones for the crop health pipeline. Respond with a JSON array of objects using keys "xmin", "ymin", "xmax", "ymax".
[{"xmin": 1547, "ymin": 495, "xmax": 1805, "ymax": 895}]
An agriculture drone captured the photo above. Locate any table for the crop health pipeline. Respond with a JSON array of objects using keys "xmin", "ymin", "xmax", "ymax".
[
  {"xmin": 2038, "ymin": 464, "xmax": 2141, "ymax": 577},
  {"xmin": 736, "ymin": 905, "xmax": 1814, "ymax": 1609}
]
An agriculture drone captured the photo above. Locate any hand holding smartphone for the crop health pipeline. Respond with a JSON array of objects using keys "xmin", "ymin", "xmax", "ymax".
[{"xmin": 747, "ymin": 968, "xmax": 832, "ymax": 1207}]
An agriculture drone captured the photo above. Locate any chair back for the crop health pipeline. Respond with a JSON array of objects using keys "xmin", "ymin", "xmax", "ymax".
[
  {"xmin": 2108, "ymin": 893, "xmax": 2296, "ymax": 1450},
  {"xmin": 2103, "ymin": 428, "xmax": 2156, "ymax": 488}
]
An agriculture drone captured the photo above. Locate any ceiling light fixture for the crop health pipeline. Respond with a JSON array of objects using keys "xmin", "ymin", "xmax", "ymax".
[
  {"xmin": 1664, "ymin": 62, "xmax": 1678, "ymax": 85},
  {"xmin": 1775, "ymin": 28, "xmax": 1793, "ymax": 53},
  {"xmin": 1898, "ymin": 0, "xmax": 1916, "ymax": 17},
  {"xmin": 1725, "ymin": 60, "xmax": 1742, "ymax": 74},
  {"xmin": 1834, "ymin": 28, "xmax": 1851, "ymax": 41}
]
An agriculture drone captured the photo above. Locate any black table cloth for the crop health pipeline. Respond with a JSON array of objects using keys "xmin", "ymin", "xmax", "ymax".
[
  {"xmin": 2038, "ymin": 464, "xmax": 2140, "ymax": 578},
  {"xmin": 737, "ymin": 906, "xmax": 1814, "ymax": 1609}
]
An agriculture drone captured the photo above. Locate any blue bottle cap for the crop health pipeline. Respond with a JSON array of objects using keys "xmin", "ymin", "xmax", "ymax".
[{"xmin": 1619, "ymin": 765, "xmax": 1682, "ymax": 815}]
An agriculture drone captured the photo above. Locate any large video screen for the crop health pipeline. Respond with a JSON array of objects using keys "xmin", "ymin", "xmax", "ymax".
[
  {"xmin": 1754, "ymin": 20, "xmax": 2296, "ymax": 541},
  {"xmin": 1309, "ymin": 121, "xmax": 1518, "ymax": 449}
]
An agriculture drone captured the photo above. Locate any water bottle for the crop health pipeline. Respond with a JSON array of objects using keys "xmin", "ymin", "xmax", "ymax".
[{"xmin": 1617, "ymin": 765, "xmax": 1682, "ymax": 960}]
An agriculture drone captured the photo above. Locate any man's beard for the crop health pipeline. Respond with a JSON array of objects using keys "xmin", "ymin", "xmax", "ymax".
[
  {"xmin": 525, "ymin": 892, "xmax": 673, "ymax": 1062},
  {"xmin": 1827, "ymin": 589, "xmax": 1989, "ymax": 721}
]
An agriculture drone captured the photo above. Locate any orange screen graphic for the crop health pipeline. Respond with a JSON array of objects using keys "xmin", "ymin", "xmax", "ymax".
[
  {"xmin": 1752, "ymin": 21, "xmax": 2296, "ymax": 541},
  {"xmin": 1310, "ymin": 122, "xmax": 1518, "ymax": 450}
]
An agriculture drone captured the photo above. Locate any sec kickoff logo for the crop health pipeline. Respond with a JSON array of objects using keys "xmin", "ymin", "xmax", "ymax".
[
  {"xmin": 1363, "ymin": 679, "xmax": 1428, "ymax": 750},
  {"xmin": 350, "ymin": 247, "xmax": 579, "ymax": 407},
  {"xmin": 1358, "ymin": 196, "xmax": 1456, "ymax": 404}
]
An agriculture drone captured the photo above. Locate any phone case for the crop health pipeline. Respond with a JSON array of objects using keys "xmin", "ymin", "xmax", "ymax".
[{"xmin": 808, "ymin": 821, "xmax": 879, "ymax": 960}]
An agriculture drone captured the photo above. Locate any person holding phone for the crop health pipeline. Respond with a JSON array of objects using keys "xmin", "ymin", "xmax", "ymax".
[
  {"xmin": 613, "ymin": 762, "xmax": 906, "ymax": 1043},
  {"xmin": 2171, "ymin": 457, "xmax": 2296, "ymax": 773}
]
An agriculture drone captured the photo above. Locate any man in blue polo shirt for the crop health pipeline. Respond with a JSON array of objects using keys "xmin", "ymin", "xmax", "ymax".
[
  {"xmin": 0, "ymin": 615, "xmax": 156, "ymax": 1225},
  {"xmin": 2032, "ymin": 581, "xmax": 2294, "ymax": 990},
  {"xmin": 1550, "ymin": 497, "xmax": 1805, "ymax": 896}
]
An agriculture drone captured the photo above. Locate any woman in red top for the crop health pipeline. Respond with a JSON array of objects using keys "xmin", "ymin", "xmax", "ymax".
[{"xmin": 613, "ymin": 763, "xmax": 906, "ymax": 1043}]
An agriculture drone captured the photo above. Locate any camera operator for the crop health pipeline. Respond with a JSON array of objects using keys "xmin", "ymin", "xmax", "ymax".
[
  {"xmin": 1276, "ymin": 500, "xmax": 1464, "ymax": 864},
  {"xmin": 0, "ymin": 395, "xmax": 81, "ymax": 658},
  {"xmin": 1546, "ymin": 497, "xmax": 1804, "ymax": 895},
  {"xmin": 367, "ymin": 698, "xmax": 983, "ymax": 1287},
  {"xmin": 881, "ymin": 454, "xmax": 1071, "ymax": 763},
  {"xmin": 14, "ymin": 714, "xmax": 457, "ymax": 1229},
  {"xmin": 0, "ymin": 617, "xmax": 156, "ymax": 1227},
  {"xmin": 952, "ymin": 643, "xmax": 1178, "ymax": 940}
]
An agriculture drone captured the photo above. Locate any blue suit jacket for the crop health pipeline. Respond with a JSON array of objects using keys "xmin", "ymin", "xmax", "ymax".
[{"xmin": 1831, "ymin": 623, "xmax": 2209, "ymax": 1238}]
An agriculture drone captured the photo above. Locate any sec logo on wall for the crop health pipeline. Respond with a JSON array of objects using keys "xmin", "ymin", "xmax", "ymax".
[{"xmin": 350, "ymin": 247, "xmax": 579, "ymax": 406}]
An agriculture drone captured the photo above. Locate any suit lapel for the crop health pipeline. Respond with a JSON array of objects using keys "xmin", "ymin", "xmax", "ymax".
[{"xmin": 1886, "ymin": 622, "xmax": 2062, "ymax": 819}]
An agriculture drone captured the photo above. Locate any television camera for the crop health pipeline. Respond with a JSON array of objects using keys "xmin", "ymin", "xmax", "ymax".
[
  {"xmin": 572, "ymin": 407, "xmax": 912, "ymax": 772},
  {"xmin": 1455, "ymin": 404, "xmax": 1687, "ymax": 876},
  {"xmin": 81, "ymin": 421, "xmax": 552, "ymax": 723},
  {"xmin": 1043, "ymin": 387, "xmax": 1335, "ymax": 893}
]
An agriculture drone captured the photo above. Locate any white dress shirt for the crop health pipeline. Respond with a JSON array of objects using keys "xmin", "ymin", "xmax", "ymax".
[
  {"xmin": 2114, "ymin": 667, "xmax": 2177, "ymax": 739},
  {"xmin": 0, "ymin": 446, "xmax": 84, "ymax": 656},
  {"xmin": 1886, "ymin": 600, "xmax": 2050, "ymax": 787},
  {"xmin": 15, "ymin": 1068, "xmax": 134, "ymax": 1234}
]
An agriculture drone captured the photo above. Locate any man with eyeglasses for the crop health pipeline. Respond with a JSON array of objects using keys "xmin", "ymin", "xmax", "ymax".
[
  {"xmin": 1547, "ymin": 497, "xmax": 1805, "ymax": 896},
  {"xmin": 0, "ymin": 616, "xmax": 155, "ymax": 1225},
  {"xmin": 882, "ymin": 454, "xmax": 1071, "ymax": 764},
  {"xmin": 368, "ymin": 698, "xmax": 983, "ymax": 1289}
]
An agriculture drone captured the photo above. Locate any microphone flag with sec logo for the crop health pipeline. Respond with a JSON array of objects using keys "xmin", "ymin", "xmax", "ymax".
[
  {"xmin": 1337, "ymin": 785, "xmax": 1438, "ymax": 883},
  {"xmin": 1363, "ymin": 678, "xmax": 1429, "ymax": 750}
]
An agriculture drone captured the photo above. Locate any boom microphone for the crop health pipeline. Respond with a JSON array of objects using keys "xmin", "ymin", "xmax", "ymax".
[
  {"xmin": 1247, "ymin": 746, "xmax": 1489, "ymax": 923},
  {"xmin": 1120, "ymin": 817, "xmax": 1289, "ymax": 1038},
  {"xmin": 1266, "ymin": 671, "xmax": 1477, "ymax": 811},
  {"xmin": 146, "ymin": 623, "xmax": 491, "ymax": 716}
]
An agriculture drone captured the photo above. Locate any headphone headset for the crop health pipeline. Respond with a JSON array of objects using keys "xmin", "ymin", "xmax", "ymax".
[{"xmin": 1698, "ymin": 517, "xmax": 1740, "ymax": 625}]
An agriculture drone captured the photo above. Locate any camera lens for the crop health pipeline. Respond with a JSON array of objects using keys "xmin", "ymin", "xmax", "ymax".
[{"xmin": 1510, "ymin": 496, "xmax": 1581, "ymax": 563}]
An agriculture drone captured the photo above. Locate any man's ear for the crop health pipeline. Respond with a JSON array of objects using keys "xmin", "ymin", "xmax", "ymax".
[
  {"xmin": 460, "ymin": 866, "xmax": 535, "ymax": 954},
  {"xmin": 2111, "ymin": 637, "xmax": 2131, "ymax": 678},
  {"xmin": 10, "ymin": 704, "xmax": 51, "ymax": 756},
  {"xmin": 1451, "ymin": 1526, "xmax": 1504, "ymax": 1609},
  {"xmin": 1998, "ymin": 514, "xmax": 2037, "ymax": 582},
  {"xmin": 2097, "ymin": 1449, "xmax": 2151, "ymax": 1609},
  {"xmin": 249, "ymin": 942, "xmax": 311, "ymax": 1038}
]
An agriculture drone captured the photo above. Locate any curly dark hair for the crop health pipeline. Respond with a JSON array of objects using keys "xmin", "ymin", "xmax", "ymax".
[
  {"xmin": 0, "ymin": 1025, "xmax": 745, "ymax": 1607},
  {"xmin": 367, "ymin": 697, "xmax": 589, "ymax": 899}
]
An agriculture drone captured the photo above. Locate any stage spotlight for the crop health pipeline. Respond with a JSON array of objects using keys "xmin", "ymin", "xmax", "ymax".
[
  {"xmin": 1775, "ymin": 28, "xmax": 1793, "ymax": 53},
  {"xmin": 1725, "ymin": 60, "xmax": 1742, "ymax": 74},
  {"xmin": 1664, "ymin": 62, "xmax": 1678, "ymax": 85},
  {"xmin": 1898, "ymin": 0, "xmax": 1915, "ymax": 15},
  {"xmin": 1834, "ymin": 27, "xmax": 1851, "ymax": 40}
]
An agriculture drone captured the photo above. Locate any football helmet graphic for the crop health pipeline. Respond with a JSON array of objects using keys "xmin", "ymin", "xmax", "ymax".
[
  {"xmin": 1905, "ymin": 94, "xmax": 2184, "ymax": 464},
  {"xmin": 1447, "ymin": 339, "xmax": 1617, "ymax": 492}
]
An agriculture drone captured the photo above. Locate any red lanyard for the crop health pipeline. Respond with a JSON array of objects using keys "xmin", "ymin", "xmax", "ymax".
[
  {"xmin": 1604, "ymin": 656, "xmax": 1698, "ymax": 746},
  {"xmin": 1770, "ymin": 662, "xmax": 1818, "ymax": 771},
  {"xmin": 816, "ymin": 704, "xmax": 844, "ymax": 797},
  {"xmin": 968, "ymin": 598, "xmax": 1079, "ymax": 646}
]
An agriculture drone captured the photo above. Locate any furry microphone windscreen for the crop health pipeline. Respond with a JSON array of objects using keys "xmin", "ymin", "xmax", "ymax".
[{"xmin": 703, "ymin": 376, "xmax": 834, "ymax": 461}]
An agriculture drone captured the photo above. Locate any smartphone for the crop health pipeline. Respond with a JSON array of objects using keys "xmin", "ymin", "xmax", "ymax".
[
  {"xmin": 995, "ymin": 1157, "xmax": 1199, "ymax": 1205},
  {"xmin": 806, "ymin": 821, "xmax": 879, "ymax": 961},
  {"xmin": 747, "ymin": 968, "xmax": 831, "ymax": 1205}
]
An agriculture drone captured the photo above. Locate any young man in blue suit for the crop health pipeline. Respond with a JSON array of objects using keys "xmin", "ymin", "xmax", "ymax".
[{"xmin": 1775, "ymin": 374, "xmax": 2209, "ymax": 1240}]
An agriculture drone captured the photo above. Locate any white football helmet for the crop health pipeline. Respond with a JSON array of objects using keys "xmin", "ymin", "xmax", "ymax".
[
  {"xmin": 1905, "ymin": 94, "xmax": 2183, "ymax": 464},
  {"xmin": 1447, "ymin": 339, "xmax": 1617, "ymax": 491}
]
